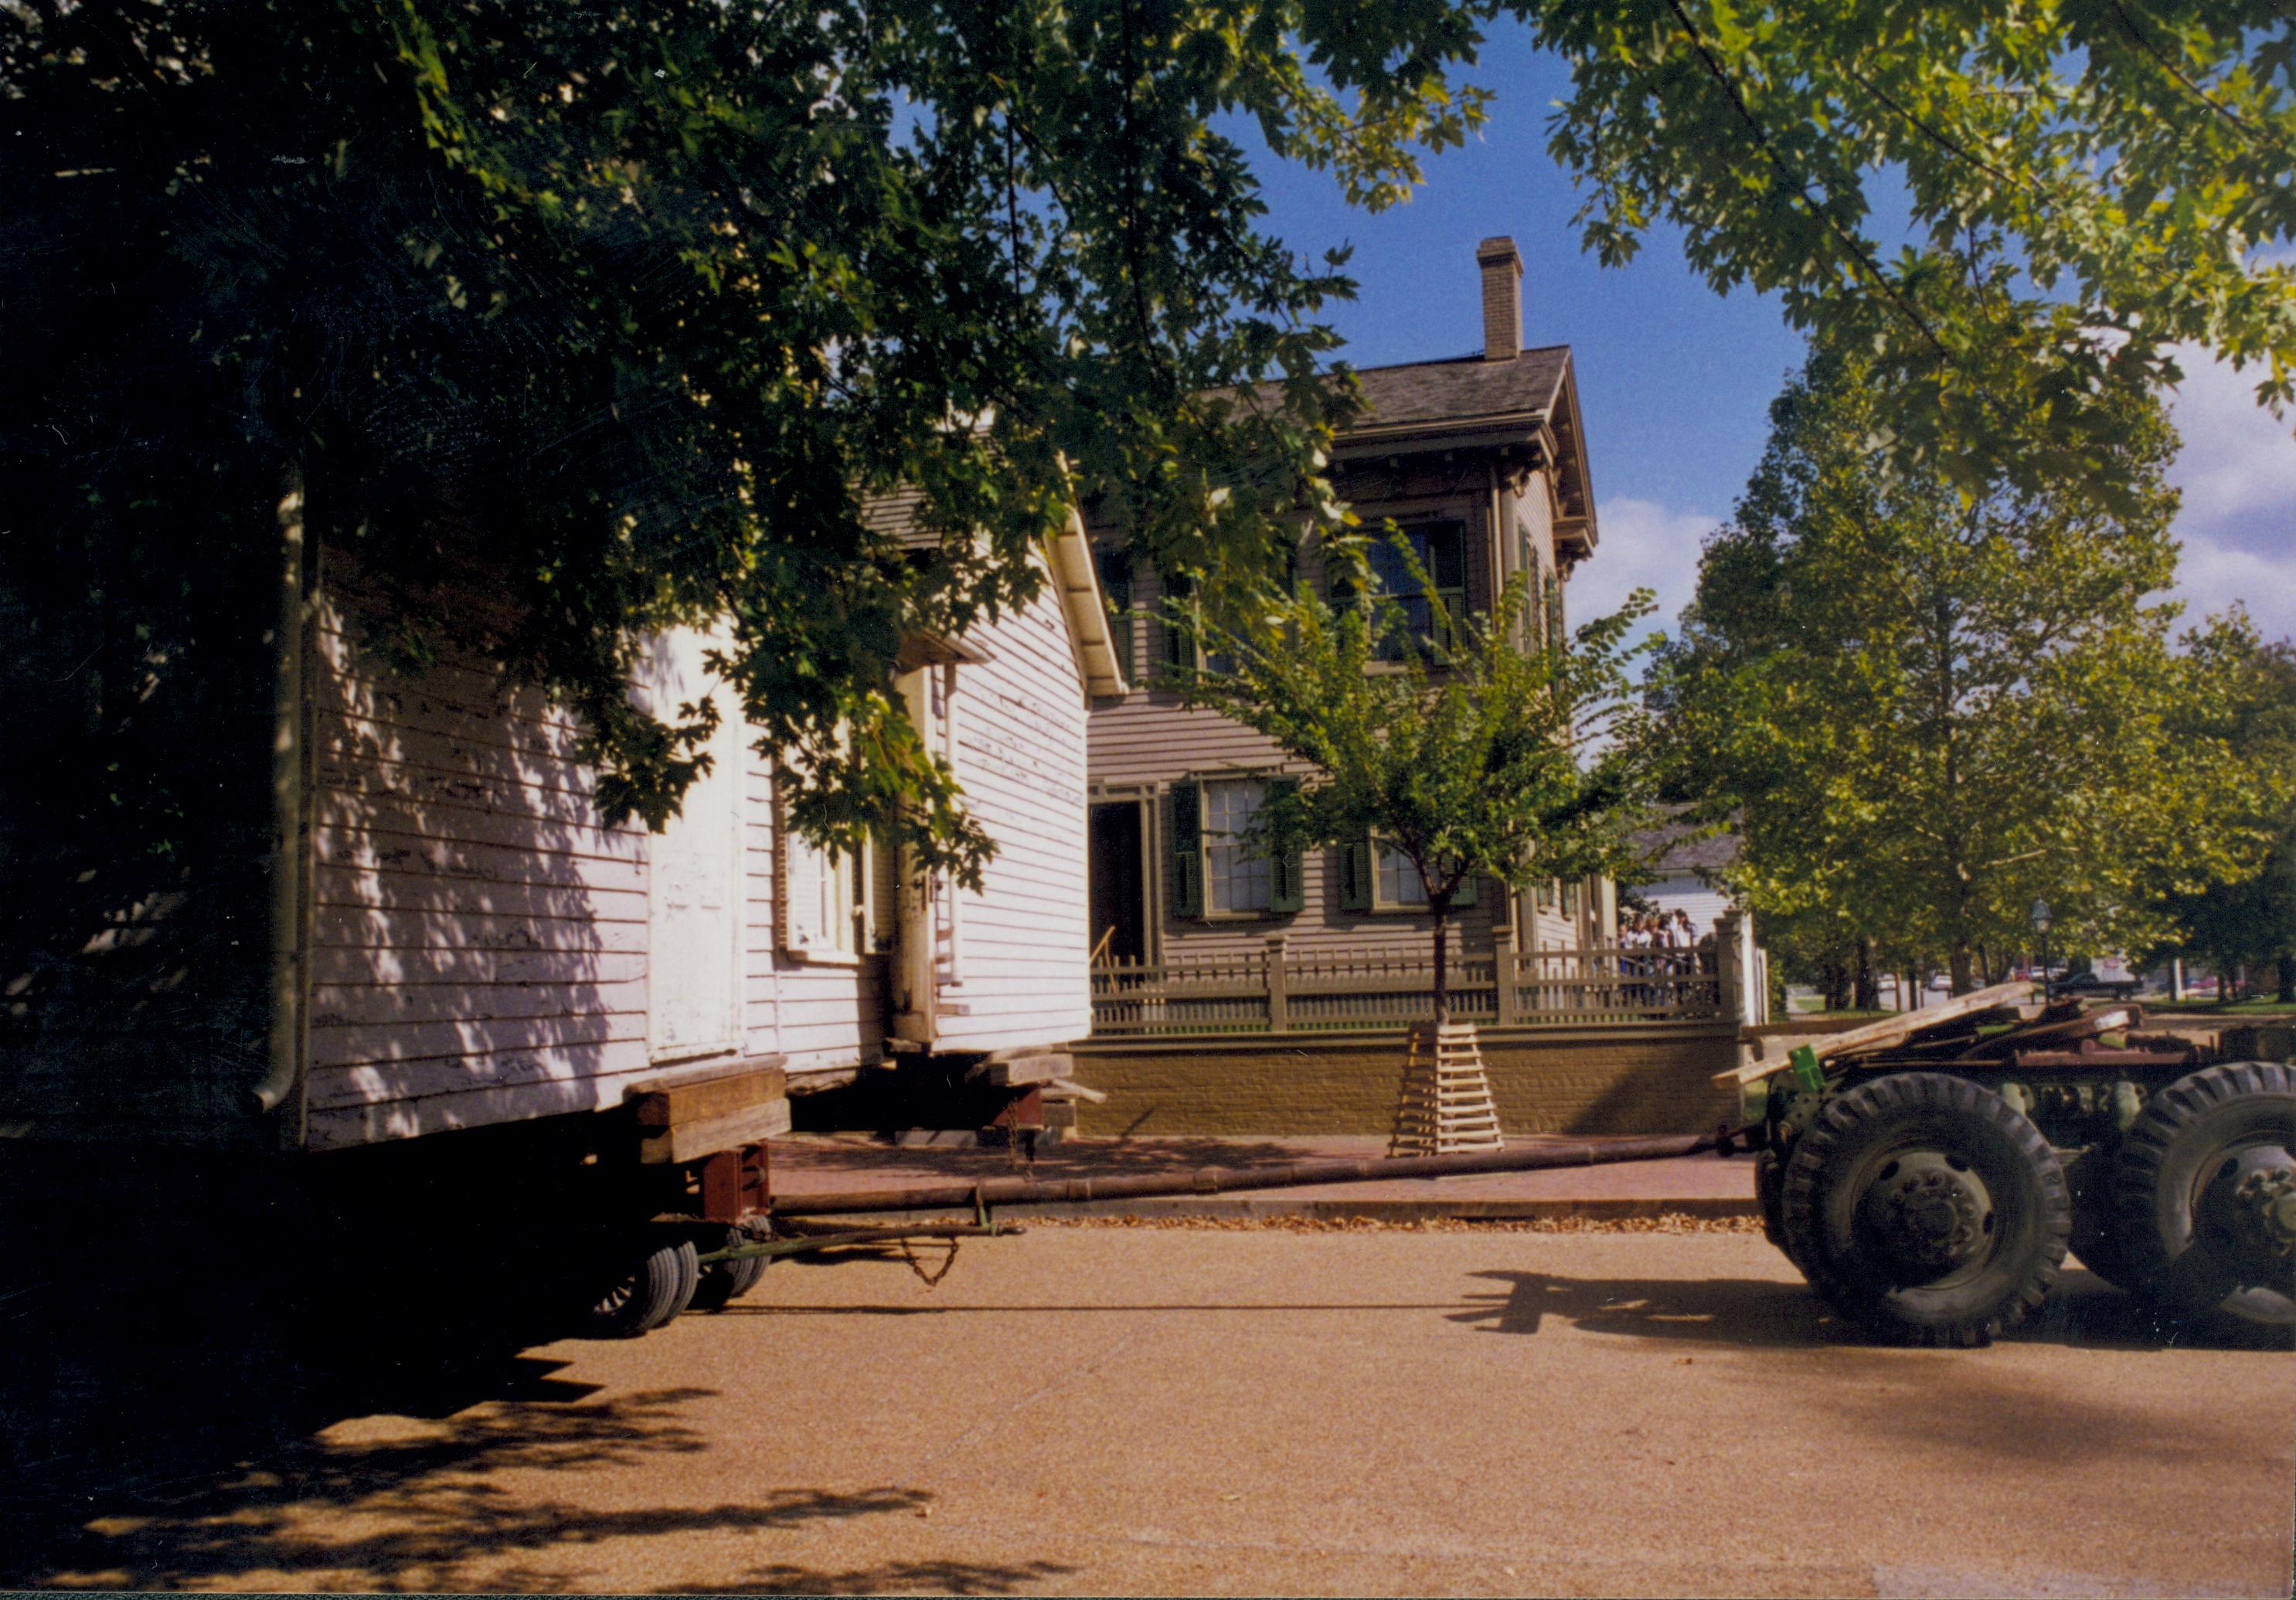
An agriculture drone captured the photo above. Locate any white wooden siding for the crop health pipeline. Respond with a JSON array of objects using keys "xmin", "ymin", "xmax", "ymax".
[
  {"xmin": 304, "ymin": 581, "xmax": 664, "ymax": 1148},
  {"xmin": 1638, "ymin": 875, "xmax": 1734, "ymax": 943},
  {"xmin": 931, "ymin": 569, "xmax": 1093, "ymax": 1051}
]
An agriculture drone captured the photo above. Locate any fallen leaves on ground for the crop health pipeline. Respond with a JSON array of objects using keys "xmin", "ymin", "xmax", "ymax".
[{"xmin": 1023, "ymin": 1212, "xmax": 1763, "ymax": 1235}]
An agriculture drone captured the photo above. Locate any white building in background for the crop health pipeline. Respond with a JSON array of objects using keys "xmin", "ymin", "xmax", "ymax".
[{"xmin": 1625, "ymin": 814, "xmax": 1740, "ymax": 943}]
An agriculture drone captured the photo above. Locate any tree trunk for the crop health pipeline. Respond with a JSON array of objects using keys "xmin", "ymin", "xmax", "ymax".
[
  {"xmin": 1819, "ymin": 958, "xmax": 1849, "ymax": 1013},
  {"xmin": 1429, "ymin": 893, "xmax": 1452, "ymax": 1028},
  {"xmin": 1950, "ymin": 943, "xmax": 1975, "ymax": 997},
  {"xmin": 1853, "ymin": 939, "xmax": 1876, "ymax": 1011},
  {"xmin": 2279, "ymin": 953, "xmax": 2294, "ymax": 1005}
]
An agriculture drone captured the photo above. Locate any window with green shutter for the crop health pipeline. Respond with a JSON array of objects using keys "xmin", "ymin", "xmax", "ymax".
[{"xmin": 1362, "ymin": 839, "xmax": 1477, "ymax": 912}]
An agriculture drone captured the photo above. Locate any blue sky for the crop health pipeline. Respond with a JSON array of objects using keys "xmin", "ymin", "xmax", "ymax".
[{"xmin": 1236, "ymin": 30, "xmax": 2296, "ymax": 645}]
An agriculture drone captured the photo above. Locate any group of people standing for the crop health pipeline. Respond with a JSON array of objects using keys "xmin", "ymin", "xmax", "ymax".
[{"xmin": 1617, "ymin": 909, "xmax": 1709, "ymax": 1000}]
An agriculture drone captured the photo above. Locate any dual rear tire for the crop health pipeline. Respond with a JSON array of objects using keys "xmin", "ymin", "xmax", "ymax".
[{"xmin": 1775, "ymin": 1062, "xmax": 2295, "ymax": 1344}]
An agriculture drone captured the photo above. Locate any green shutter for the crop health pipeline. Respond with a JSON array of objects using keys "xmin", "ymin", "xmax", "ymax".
[
  {"xmin": 1268, "ymin": 776, "xmax": 1304, "ymax": 912},
  {"xmin": 1340, "ymin": 838, "xmax": 1372, "ymax": 912},
  {"xmin": 1162, "ymin": 569, "xmax": 1195, "ymax": 671},
  {"xmin": 1454, "ymin": 868, "xmax": 1478, "ymax": 909},
  {"xmin": 1169, "ymin": 780, "xmax": 1202, "ymax": 918}
]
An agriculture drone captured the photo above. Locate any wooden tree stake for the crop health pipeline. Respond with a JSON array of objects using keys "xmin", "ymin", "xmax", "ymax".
[{"xmin": 1388, "ymin": 1021, "xmax": 1505, "ymax": 1157}]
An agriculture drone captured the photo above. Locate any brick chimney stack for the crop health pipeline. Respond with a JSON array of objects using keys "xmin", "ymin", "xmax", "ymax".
[{"xmin": 1476, "ymin": 236, "xmax": 1522, "ymax": 362}]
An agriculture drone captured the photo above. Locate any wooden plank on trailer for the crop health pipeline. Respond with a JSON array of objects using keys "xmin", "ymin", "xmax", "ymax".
[
  {"xmin": 638, "ymin": 1096, "xmax": 793, "ymax": 1164},
  {"xmin": 1713, "ymin": 980, "xmax": 2032, "ymax": 1086},
  {"xmin": 628, "ymin": 1059, "xmax": 791, "ymax": 1127},
  {"xmin": 973, "ymin": 1052, "xmax": 1073, "ymax": 1087}
]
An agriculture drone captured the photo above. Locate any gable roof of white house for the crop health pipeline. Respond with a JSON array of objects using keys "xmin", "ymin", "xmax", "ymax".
[{"xmin": 861, "ymin": 488, "xmax": 1128, "ymax": 701}]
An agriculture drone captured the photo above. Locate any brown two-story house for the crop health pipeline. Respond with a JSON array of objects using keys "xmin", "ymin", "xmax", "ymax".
[{"xmin": 1085, "ymin": 237, "xmax": 1616, "ymax": 972}]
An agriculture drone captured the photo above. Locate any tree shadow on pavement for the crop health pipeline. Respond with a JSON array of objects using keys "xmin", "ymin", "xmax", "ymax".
[
  {"xmin": 670, "ymin": 1557, "xmax": 1078, "ymax": 1595},
  {"xmin": 1448, "ymin": 1263, "xmax": 2291, "ymax": 1353},
  {"xmin": 0, "ymin": 1169, "xmax": 962, "ymax": 1592}
]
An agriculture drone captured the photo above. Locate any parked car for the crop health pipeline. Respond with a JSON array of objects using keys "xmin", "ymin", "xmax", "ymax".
[{"xmin": 2053, "ymin": 969, "xmax": 2141, "ymax": 1000}]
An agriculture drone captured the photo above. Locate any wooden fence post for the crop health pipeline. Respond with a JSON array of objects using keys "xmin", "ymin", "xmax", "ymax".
[
  {"xmin": 1265, "ymin": 934, "xmax": 1288, "ymax": 1032},
  {"xmin": 1494, "ymin": 925, "xmax": 1519, "ymax": 1027}
]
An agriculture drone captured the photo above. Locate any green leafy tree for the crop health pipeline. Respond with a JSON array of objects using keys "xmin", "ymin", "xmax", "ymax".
[
  {"xmin": 1526, "ymin": 0, "xmax": 2296, "ymax": 500},
  {"xmin": 2, "ymin": 0, "xmax": 1486, "ymax": 898},
  {"xmin": 2148, "ymin": 643, "xmax": 2296, "ymax": 1002},
  {"xmin": 1651, "ymin": 340, "xmax": 2288, "ymax": 994},
  {"xmin": 1174, "ymin": 536, "xmax": 1655, "ymax": 1024},
  {"xmin": 7, "ymin": 0, "xmax": 2290, "ymax": 950}
]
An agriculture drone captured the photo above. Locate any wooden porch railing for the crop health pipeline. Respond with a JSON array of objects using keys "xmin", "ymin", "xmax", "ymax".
[{"xmin": 1089, "ymin": 936, "xmax": 1726, "ymax": 1037}]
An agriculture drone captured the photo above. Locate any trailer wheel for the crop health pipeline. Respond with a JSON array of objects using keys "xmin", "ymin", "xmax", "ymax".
[
  {"xmin": 1779, "ymin": 1072, "xmax": 2069, "ymax": 1347},
  {"xmin": 580, "ymin": 1233, "xmax": 699, "ymax": 1339},
  {"xmin": 2113, "ymin": 1062, "xmax": 2296, "ymax": 1329},
  {"xmin": 689, "ymin": 1228, "xmax": 768, "ymax": 1312}
]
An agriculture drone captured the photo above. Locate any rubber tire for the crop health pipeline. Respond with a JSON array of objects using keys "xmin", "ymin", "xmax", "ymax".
[
  {"xmin": 1754, "ymin": 1146, "xmax": 1793, "ymax": 1260},
  {"xmin": 580, "ymin": 1235, "xmax": 699, "ymax": 1339},
  {"xmin": 1779, "ymin": 1072, "xmax": 2070, "ymax": 1347},
  {"xmin": 2112, "ymin": 1061, "xmax": 2296, "ymax": 1328},
  {"xmin": 689, "ymin": 1229, "xmax": 768, "ymax": 1313}
]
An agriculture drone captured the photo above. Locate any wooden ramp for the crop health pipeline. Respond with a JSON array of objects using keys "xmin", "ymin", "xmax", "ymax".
[{"xmin": 1390, "ymin": 1021, "xmax": 1505, "ymax": 1157}]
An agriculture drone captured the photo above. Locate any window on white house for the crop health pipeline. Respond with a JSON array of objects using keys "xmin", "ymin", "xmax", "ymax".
[
  {"xmin": 782, "ymin": 817, "xmax": 862, "ymax": 959},
  {"xmin": 1203, "ymin": 777, "xmax": 1272, "ymax": 914}
]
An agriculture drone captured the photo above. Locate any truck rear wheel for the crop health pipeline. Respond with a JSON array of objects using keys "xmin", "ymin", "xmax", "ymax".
[
  {"xmin": 1780, "ymin": 1072, "xmax": 2069, "ymax": 1347},
  {"xmin": 2113, "ymin": 1062, "xmax": 2296, "ymax": 1329},
  {"xmin": 580, "ymin": 1233, "xmax": 699, "ymax": 1338}
]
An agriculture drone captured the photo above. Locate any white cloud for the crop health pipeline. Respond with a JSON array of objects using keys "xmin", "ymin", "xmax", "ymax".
[
  {"xmin": 1573, "ymin": 495, "xmax": 1721, "ymax": 644},
  {"xmin": 2165, "ymin": 527, "xmax": 2296, "ymax": 643},
  {"xmin": 2163, "ymin": 345, "xmax": 2296, "ymax": 644},
  {"xmin": 2165, "ymin": 345, "xmax": 2296, "ymax": 535}
]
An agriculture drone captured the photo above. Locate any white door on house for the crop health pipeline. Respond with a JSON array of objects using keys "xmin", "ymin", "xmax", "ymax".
[{"xmin": 637, "ymin": 630, "xmax": 743, "ymax": 1062}]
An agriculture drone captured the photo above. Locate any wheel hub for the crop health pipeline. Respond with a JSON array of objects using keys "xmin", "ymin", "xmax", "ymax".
[
  {"xmin": 2192, "ymin": 1145, "xmax": 2296, "ymax": 1293},
  {"xmin": 2230, "ymin": 1161, "xmax": 2296, "ymax": 1258},
  {"xmin": 1864, "ymin": 1153, "xmax": 1992, "ymax": 1273}
]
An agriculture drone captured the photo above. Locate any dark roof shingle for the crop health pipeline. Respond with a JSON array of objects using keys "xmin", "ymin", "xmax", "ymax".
[{"xmin": 1346, "ymin": 346, "xmax": 1570, "ymax": 431}]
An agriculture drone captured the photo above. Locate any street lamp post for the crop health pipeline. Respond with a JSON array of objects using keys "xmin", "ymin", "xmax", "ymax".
[{"xmin": 2029, "ymin": 899, "xmax": 2053, "ymax": 1004}]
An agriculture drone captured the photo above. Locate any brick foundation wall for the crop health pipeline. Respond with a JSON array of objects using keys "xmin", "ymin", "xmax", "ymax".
[{"xmin": 1067, "ymin": 1024, "xmax": 1741, "ymax": 1137}]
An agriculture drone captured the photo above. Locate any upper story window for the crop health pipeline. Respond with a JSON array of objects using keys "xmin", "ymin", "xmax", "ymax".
[
  {"xmin": 1338, "ymin": 520, "xmax": 1467, "ymax": 661},
  {"xmin": 1161, "ymin": 568, "xmax": 1238, "ymax": 676}
]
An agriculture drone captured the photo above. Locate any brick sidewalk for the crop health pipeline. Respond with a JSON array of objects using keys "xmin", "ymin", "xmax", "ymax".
[{"xmin": 764, "ymin": 1132, "xmax": 1757, "ymax": 1221}]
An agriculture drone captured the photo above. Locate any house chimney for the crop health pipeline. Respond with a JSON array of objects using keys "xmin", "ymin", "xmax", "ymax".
[{"xmin": 1476, "ymin": 236, "xmax": 1522, "ymax": 362}]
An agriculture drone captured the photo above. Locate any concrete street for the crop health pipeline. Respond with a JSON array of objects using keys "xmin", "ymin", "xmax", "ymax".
[{"xmin": 19, "ymin": 1225, "xmax": 2292, "ymax": 1596}]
